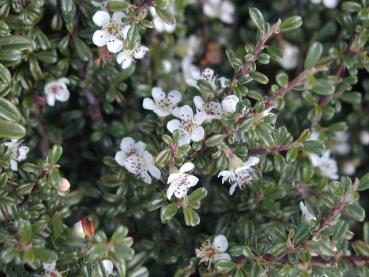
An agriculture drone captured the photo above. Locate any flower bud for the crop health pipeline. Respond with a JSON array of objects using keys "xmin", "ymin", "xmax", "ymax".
[
  {"xmin": 73, "ymin": 217, "xmax": 94, "ymax": 239},
  {"xmin": 57, "ymin": 178, "xmax": 70, "ymax": 192},
  {"xmin": 221, "ymin": 95, "xmax": 239, "ymax": 113},
  {"xmin": 73, "ymin": 221, "xmax": 86, "ymax": 239}
]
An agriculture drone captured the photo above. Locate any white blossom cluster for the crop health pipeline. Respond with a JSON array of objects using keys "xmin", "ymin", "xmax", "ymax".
[
  {"xmin": 114, "ymin": 137, "xmax": 161, "ymax": 184},
  {"xmin": 92, "ymin": 11, "xmax": 149, "ymax": 69}
]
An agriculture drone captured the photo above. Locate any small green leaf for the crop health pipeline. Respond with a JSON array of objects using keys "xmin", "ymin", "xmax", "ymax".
[
  {"xmin": 156, "ymin": 8, "xmax": 176, "ymax": 26},
  {"xmin": 160, "ymin": 204, "xmax": 178, "ymax": 223},
  {"xmin": 358, "ymin": 173, "xmax": 369, "ymax": 191},
  {"xmin": 48, "ymin": 145, "xmax": 63, "ymax": 164},
  {"xmin": 0, "ymin": 97, "xmax": 21, "ymax": 122},
  {"xmin": 280, "ymin": 16, "xmax": 303, "ymax": 32},
  {"xmin": 205, "ymin": 134, "xmax": 225, "ymax": 147},
  {"xmin": 304, "ymin": 42, "xmax": 323, "ymax": 69},
  {"xmin": 303, "ymin": 140, "xmax": 325, "ymax": 154},
  {"xmin": 183, "ymin": 207, "xmax": 200, "ymax": 226},
  {"xmin": 61, "ymin": 0, "xmax": 76, "ymax": 33},
  {"xmin": 249, "ymin": 7, "xmax": 265, "ymax": 32},
  {"xmin": 311, "ymin": 79, "xmax": 335, "ymax": 95},
  {"xmin": 0, "ymin": 119, "xmax": 26, "ymax": 139},
  {"xmin": 249, "ymin": 71, "xmax": 269, "ymax": 84}
]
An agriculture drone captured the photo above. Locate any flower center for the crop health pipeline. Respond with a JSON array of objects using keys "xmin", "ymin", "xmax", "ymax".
[
  {"xmin": 158, "ymin": 98, "xmax": 172, "ymax": 111},
  {"xmin": 103, "ymin": 21, "xmax": 122, "ymax": 38},
  {"xmin": 50, "ymin": 84, "xmax": 64, "ymax": 95},
  {"xmin": 181, "ymin": 120, "xmax": 196, "ymax": 134}
]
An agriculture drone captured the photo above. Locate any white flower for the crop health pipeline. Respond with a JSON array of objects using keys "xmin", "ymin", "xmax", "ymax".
[
  {"xmin": 185, "ymin": 67, "xmax": 217, "ymax": 89},
  {"xmin": 310, "ymin": 0, "xmax": 339, "ymax": 8},
  {"xmin": 92, "ymin": 11, "xmax": 130, "ymax": 53},
  {"xmin": 309, "ymin": 151, "xmax": 339, "ymax": 180},
  {"xmin": 102, "ymin": 259, "xmax": 114, "ymax": 276},
  {"xmin": 218, "ymin": 156, "xmax": 260, "ymax": 195},
  {"xmin": 167, "ymin": 162, "xmax": 199, "ymax": 199},
  {"xmin": 331, "ymin": 131, "xmax": 350, "ymax": 155},
  {"xmin": 343, "ymin": 161, "xmax": 357, "ymax": 175},
  {"xmin": 193, "ymin": 96, "xmax": 222, "ymax": 122},
  {"xmin": 43, "ymin": 262, "xmax": 56, "ymax": 272},
  {"xmin": 57, "ymin": 178, "xmax": 70, "ymax": 192},
  {"xmin": 143, "ymin": 87, "xmax": 182, "ymax": 117},
  {"xmin": 360, "ymin": 131, "xmax": 369, "ymax": 145},
  {"xmin": 221, "ymin": 95, "xmax": 239, "ymax": 113},
  {"xmin": 114, "ymin": 137, "xmax": 161, "ymax": 184},
  {"xmin": 3, "ymin": 139, "xmax": 29, "ymax": 171},
  {"xmin": 299, "ymin": 201, "xmax": 317, "ymax": 222},
  {"xmin": 116, "ymin": 44, "xmax": 149, "ymax": 69},
  {"xmin": 150, "ymin": 7, "xmax": 176, "ymax": 33},
  {"xmin": 44, "ymin": 78, "xmax": 70, "ymax": 106},
  {"xmin": 203, "ymin": 0, "xmax": 235, "ymax": 24},
  {"xmin": 195, "ymin": 234, "xmax": 231, "ymax": 264},
  {"xmin": 280, "ymin": 44, "xmax": 299, "ymax": 70},
  {"xmin": 124, "ymin": 150, "xmax": 161, "ymax": 184},
  {"xmin": 115, "ymin": 137, "xmax": 146, "ymax": 166},
  {"xmin": 167, "ymin": 105, "xmax": 206, "ymax": 145}
]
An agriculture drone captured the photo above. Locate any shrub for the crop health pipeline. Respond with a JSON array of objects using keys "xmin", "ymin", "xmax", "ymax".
[{"xmin": 1, "ymin": 0, "xmax": 369, "ymax": 276}]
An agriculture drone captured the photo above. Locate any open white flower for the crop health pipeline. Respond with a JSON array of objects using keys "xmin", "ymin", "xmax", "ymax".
[
  {"xmin": 167, "ymin": 105, "xmax": 206, "ymax": 145},
  {"xmin": 218, "ymin": 156, "xmax": 260, "ymax": 195},
  {"xmin": 280, "ymin": 43, "xmax": 299, "ymax": 70},
  {"xmin": 43, "ymin": 262, "xmax": 56, "ymax": 273},
  {"xmin": 114, "ymin": 137, "xmax": 146, "ymax": 166},
  {"xmin": 150, "ymin": 7, "xmax": 176, "ymax": 33},
  {"xmin": 193, "ymin": 96, "xmax": 222, "ymax": 122},
  {"xmin": 3, "ymin": 139, "xmax": 29, "ymax": 171},
  {"xmin": 311, "ymin": 0, "xmax": 339, "ymax": 8},
  {"xmin": 116, "ymin": 44, "xmax": 149, "ymax": 69},
  {"xmin": 92, "ymin": 11, "xmax": 130, "ymax": 53},
  {"xmin": 203, "ymin": 0, "xmax": 235, "ymax": 24},
  {"xmin": 114, "ymin": 137, "xmax": 161, "ymax": 184},
  {"xmin": 186, "ymin": 67, "xmax": 217, "ymax": 89},
  {"xmin": 331, "ymin": 131, "xmax": 350, "ymax": 155},
  {"xmin": 143, "ymin": 87, "xmax": 182, "ymax": 117},
  {"xmin": 102, "ymin": 259, "xmax": 114, "ymax": 276},
  {"xmin": 167, "ymin": 162, "xmax": 199, "ymax": 199},
  {"xmin": 44, "ymin": 78, "xmax": 70, "ymax": 106},
  {"xmin": 360, "ymin": 131, "xmax": 369, "ymax": 145},
  {"xmin": 124, "ymin": 150, "xmax": 161, "ymax": 184},
  {"xmin": 221, "ymin": 95, "xmax": 239, "ymax": 113},
  {"xmin": 299, "ymin": 201, "xmax": 317, "ymax": 222},
  {"xmin": 195, "ymin": 234, "xmax": 231, "ymax": 264},
  {"xmin": 309, "ymin": 151, "xmax": 339, "ymax": 180}
]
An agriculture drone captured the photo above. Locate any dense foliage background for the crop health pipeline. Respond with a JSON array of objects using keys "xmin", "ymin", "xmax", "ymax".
[{"xmin": 2, "ymin": 0, "xmax": 369, "ymax": 276}]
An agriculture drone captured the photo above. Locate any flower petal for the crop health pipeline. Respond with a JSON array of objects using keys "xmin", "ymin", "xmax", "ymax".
[
  {"xmin": 167, "ymin": 184, "xmax": 176, "ymax": 199},
  {"xmin": 121, "ymin": 25, "xmax": 131, "ymax": 39},
  {"xmin": 167, "ymin": 119, "xmax": 181, "ymax": 133},
  {"xmin": 194, "ymin": 112, "xmax": 206, "ymax": 125},
  {"xmin": 186, "ymin": 175, "xmax": 199, "ymax": 187},
  {"xmin": 174, "ymin": 186, "xmax": 188, "ymax": 198},
  {"xmin": 120, "ymin": 137, "xmax": 135, "ymax": 150},
  {"xmin": 149, "ymin": 165, "xmax": 161, "ymax": 180},
  {"xmin": 133, "ymin": 45, "xmax": 149, "ymax": 59},
  {"xmin": 229, "ymin": 183, "xmax": 237, "ymax": 195},
  {"xmin": 244, "ymin": 156, "xmax": 260, "ymax": 168},
  {"xmin": 168, "ymin": 90, "xmax": 182, "ymax": 106},
  {"xmin": 190, "ymin": 126, "xmax": 204, "ymax": 142},
  {"xmin": 10, "ymin": 159, "xmax": 18, "ymax": 171},
  {"xmin": 117, "ymin": 52, "xmax": 133, "ymax": 69},
  {"xmin": 143, "ymin": 98, "xmax": 156, "ymax": 111},
  {"xmin": 168, "ymin": 172, "xmax": 181, "ymax": 184},
  {"xmin": 214, "ymin": 253, "xmax": 231, "ymax": 261},
  {"xmin": 107, "ymin": 37, "xmax": 123, "ymax": 53},
  {"xmin": 180, "ymin": 162, "xmax": 194, "ymax": 173},
  {"xmin": 213, "ymin": 235, "xmax": 228, "ymax": 252},
  {"xmin": 152, "ymin": 87, "xmax": 166, "ymax": 102},
  {"xmin": 193, "ymin": 96, "xmax": 205, "ymax": 112},
  {"xmin": 115, "ymin": 151, "xmax": 126, "ymax": 166},
  {"xmin": 46, "ymin": 94, "xmax": 56, "ymax": 106},
  {"xmin": 154, "ymin": 109, "xmax": 171, "ymax": 117},
  {"xmin": 141, "ymin": 171, "xmax": 152, "ymax": 184},
  {"xmin": 112, "ymin": 11, "xmax": 125, "ymax": 22},
  {"xmin": 55, "ymin": 88, "xmax": 70, "ymax": 102},
  {"xmin": 179, "ymin": 105, "xmax": 193, "ymax": 121},
  {"xmin": 92, "ymin": 30, "xmax": 109, "ymax": 47},
  {"xmin": 92, "ymin": 11, "xmax": 110, "ymax": 27}
]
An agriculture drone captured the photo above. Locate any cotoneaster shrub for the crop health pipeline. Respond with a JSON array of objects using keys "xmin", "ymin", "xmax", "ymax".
[{"xmin": 1, "ymin": 0, "xmax": 369, "ymax": 276}]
